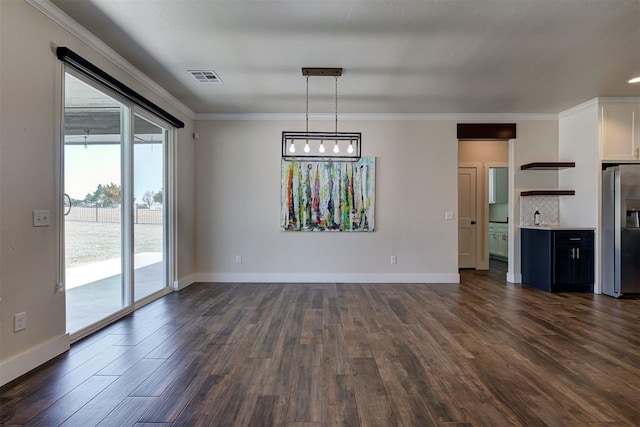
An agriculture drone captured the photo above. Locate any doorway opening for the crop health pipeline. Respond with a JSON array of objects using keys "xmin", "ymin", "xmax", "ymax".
[{"xmin": 458, "ymin": 140, "xmax": 509, "ymax": 273}]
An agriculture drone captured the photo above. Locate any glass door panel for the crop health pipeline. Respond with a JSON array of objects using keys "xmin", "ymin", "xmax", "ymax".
[
  {"xmin": 133, "ymin": 114, "xmax": 168, "ymax": 301},
  {"xmin": 64, "ymin": 73, "xmax": 128, "ymax": 333}
]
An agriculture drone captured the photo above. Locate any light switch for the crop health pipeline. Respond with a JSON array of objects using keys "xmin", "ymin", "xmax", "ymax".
[
  {"xmin": 445, "ymin": 211, "xmax": 455, "ymax": 220},
  {"xmin": 33, "ymin": 210, "xmax": 51, "ymax": 227}
]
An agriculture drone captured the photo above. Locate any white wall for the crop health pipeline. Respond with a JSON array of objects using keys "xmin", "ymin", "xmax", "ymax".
[
  {"xmin": 194, "ymin": 118, "xmax": 559, "ymax": 283},
  {"xmin": 0, "ymin": 0, "xmax": 195, "ymax": 385},
  {"xmin": 558, "ymin": 99, "xmax": 608, "ymax": 294},
  {"xmin": 558, "ymin": 101, "xmax": 600, "ymax": 228},
  {"xmin": 509, "ymin": 120, "xmax": 560, "ymax": 282}
]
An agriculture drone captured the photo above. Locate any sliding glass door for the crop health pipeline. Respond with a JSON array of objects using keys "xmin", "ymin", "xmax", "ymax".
[
  {"xmin": 64, "ymin": 73, "xmax": 128, "ymax": 333},
  {"xmin": 63, "ymin": 71, "xmax": 171, "ymax": 335},
  {"xmin": 133, "ymin": 114, "xmax": 168, "ymax": 302}
]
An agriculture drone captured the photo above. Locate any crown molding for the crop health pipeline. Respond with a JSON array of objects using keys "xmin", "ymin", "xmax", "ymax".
[
  {"xmin": 559, "ymin": 97, "xmax": 640, "ymax": 119},
  {"xmin": 25, "ymin": 0, "xmax": 195, "ymax": 120},
  {"xmin": 558, "ymin": 98, "xmax": 600, "ymax": 118},
  {"xmin": 195, "ymin": 112, "xmax": 558, "ymax": 121}
]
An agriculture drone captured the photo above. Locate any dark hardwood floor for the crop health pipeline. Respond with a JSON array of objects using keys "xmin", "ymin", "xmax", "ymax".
[{"xmin": 2, "ymin": 270, "xmax": 639, "ymax": 426}]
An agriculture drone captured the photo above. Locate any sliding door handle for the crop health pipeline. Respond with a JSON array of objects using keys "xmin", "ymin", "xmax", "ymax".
[{"xmin": 64, "ymin": 193, "xmax": 72, "ymax": 216}]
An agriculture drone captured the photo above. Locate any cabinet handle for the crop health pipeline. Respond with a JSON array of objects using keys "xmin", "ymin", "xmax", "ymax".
[
  {"xmin": 576, "ymin": 248, "xmax": 580, "ymax": 259},
  {"xmin": 571, "ymin": 248, "xmax": 575, "ymax": 259},
  {"xmin": 569, "ymin": 237, "xmax": 581, "ymax": 241}
]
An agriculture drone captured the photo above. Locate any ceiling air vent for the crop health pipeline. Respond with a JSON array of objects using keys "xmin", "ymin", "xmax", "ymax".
[{"xmin": 188, "ymin": 70, "xmax": 222, "ymax": 84}]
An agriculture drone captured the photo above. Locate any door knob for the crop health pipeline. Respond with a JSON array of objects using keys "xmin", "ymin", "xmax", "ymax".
[{"xmin": 470, "ymin": 220, "xmax": 476, "ymax": 225}]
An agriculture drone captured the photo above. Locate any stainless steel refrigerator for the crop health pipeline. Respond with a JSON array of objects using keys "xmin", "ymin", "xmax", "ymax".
[{"xmin": 602, "ymin": 165, "xmax": 640, "ymax": 297}]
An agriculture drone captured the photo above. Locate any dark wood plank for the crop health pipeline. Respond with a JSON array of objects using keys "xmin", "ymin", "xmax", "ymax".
[
  {"xmin": 19, "ymin": 375, "xmax": 117, "ymax": 426},
  {"xmin": 287, "ymin": 344, "xmax": 322, "ymax": 423},
  {"xmin": 96, "ymin": 396, "xmax": 155, "ymax": 426},
  {"xmin": 457, "ymin": 123, "xmax": 516, "ymax": 139},
  {"xmin": 59, "ymin": 359, "xmax": 164, "ymax": 426},
  {"xmin": 351, "ymin": 357, "xmax": 397, "ymax": 426},
  {"xmin": 521, "ymin": 190, "xmax": 575, "ymax": 196},
  {"xmin": 520, "ymin": 161, "xmax": 575, "ymax": 170}
]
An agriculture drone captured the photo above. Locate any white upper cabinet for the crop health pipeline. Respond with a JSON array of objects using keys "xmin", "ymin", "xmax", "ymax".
[
  {"xmin": 601, "ymin": 103, "xmax": 640, "ymax": 161},
  {"xmin": 489, "ymin": 167, "xmax": 508, "ymax": 204}
]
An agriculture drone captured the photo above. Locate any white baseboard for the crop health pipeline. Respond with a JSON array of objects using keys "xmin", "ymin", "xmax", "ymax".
[
  {"xmin": 507, "ymin": 272, "xmax": 522, "ymax": 283},
  {"xmin": 0, "ymin": 333, "xmax": 69, "ymax": 387},
  {"xmin": 193, "ymin": 272, "xmax": 460, "ymax": 284},
  {"xmin": 173, "ymin": 273, "xmax": 198, "ymax": 291}
]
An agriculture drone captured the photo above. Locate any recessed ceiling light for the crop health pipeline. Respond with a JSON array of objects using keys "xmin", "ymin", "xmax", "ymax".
[
  {"xmin": 628, "ymin": 76, "xmax": 640, "ymax": 84},
  {"xmin": 188, "ymin": 70, "xmax": 222, "ymax": 84}
]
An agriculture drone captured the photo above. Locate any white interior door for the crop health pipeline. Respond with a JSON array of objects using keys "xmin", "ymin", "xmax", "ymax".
[{"xmin": 458, "ymin": 167, "xmax": 478, "ymax": 268}]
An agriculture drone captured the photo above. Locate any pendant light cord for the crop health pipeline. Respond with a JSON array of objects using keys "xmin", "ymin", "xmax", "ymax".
[{"xmin": 335, "ymin": 76, "xmax": 338, "ymax": 133}]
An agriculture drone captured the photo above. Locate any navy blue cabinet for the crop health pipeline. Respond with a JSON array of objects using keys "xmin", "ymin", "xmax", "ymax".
[{"xmin": 521, "ymin": 228, "xmax": 594, "ymax": 292}]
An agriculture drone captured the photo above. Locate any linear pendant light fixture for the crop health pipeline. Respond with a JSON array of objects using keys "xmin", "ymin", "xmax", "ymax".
[{"xmin": 282, "ymin": 68, "xmax": 361, "ymax": 162}]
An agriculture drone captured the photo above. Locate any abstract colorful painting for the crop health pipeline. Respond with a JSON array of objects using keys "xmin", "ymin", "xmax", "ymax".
[{"xmin": 281, "ymin": 157, "xmax": 375, "ymax": 232}]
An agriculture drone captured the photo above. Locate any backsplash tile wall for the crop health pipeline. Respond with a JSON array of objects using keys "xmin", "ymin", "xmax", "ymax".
[{"xmin": 520, "ymin": 196, "xmax": 560, "ymax": 226}]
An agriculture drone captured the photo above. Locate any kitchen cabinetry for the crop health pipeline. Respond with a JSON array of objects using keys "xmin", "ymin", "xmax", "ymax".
[
  {"xmin": 489, "ymin": 222, "xmax": 508, "ymax": 259},
  {"xmin": 489, "ymin": 168, "xmax": 508, "ymax": 204},
  {"xmin": 521, "ymin": 228, "xmax": 594, "ymax": 292},
  {"xmin": 601, "ymin": 103, "xmax": 640, "ymax": 161}
]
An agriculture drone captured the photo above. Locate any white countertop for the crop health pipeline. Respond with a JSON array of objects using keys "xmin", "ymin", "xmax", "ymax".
[{"xmin": 520, "ymin": 225, "xmax": 596, "ymax": 230}]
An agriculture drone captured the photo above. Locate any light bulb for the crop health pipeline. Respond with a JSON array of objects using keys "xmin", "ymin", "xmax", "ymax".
[
  {"xmin": 348, "ymin": 143, "xmax": 354, "ymax": 154},
  {"xmin": 333, "ymin": 142, "xmax": 340, "ymax": 153},
  {"xmin": 304, "ymin": 142, "xmax": 310, "ymax": 153},
  {"xmin": 289, "ymin": 142, "xmax": 295, "ymax": 153},
  {"xmin": 319, "ymin": 142, "xmax": 325, "ymax": 153}
]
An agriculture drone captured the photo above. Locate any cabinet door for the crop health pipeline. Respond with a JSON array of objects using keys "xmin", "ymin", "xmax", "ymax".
[
  {"xmin": 495, "ymin": 168, "xmax": 508, "ymax": 204},
  {"xmin": 497, "ymin": 232, "xmax": 508, "ymax": 257},
  {"xmin": 553, "ymin": 244, "xmax": 575, "ymax": 285},
  {"xmin": 489, "ymin": 168, "xmax": 508, "ymax": 204},
  {"xmin": 489, "ymin": 169, "xmax": 495, "ymax": 204},
  {"xmin": 489, "ymin": 231, "xmax": 497, "ymax": 255},
  {"xmin": 572, "ymin": 242, "xmax": 594, "ymax": 285},
  {"xmin": 601, "ymin": 104, "xmax": 639, "ymax": 160}
]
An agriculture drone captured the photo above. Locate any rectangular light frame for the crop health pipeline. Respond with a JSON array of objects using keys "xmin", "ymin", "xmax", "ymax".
[{"xmin": 282, "ymin": 131, "xmax": 361, "ymax": 162}]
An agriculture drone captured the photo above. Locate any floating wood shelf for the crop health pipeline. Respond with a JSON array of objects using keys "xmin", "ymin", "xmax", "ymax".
[
  {"xmin": 520, "ymin": 162, "xmax": 576, "ymax": 170},
  {"xmin": 521, "ymin": 190, "xmax": 575, "ymax": 197}
]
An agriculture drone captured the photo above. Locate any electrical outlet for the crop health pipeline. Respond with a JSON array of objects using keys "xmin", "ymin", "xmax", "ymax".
[
  {"xmin": 33, "ymin": 210, "xmax": 51, "ymax": 227},
  {"xmin": 236, "ymin": 255, "xmax": 242, "ymax": 264},
  {"xmin": 390, "ymin": 255, "xmax": 397, "ymax": 265},
  {"xmin": 14, "ymin": 312, "xmax": 26, "ymax": 332},
  {"xmin": 55, "ymin": 282, "xmax": 64, "ymax": 293}
]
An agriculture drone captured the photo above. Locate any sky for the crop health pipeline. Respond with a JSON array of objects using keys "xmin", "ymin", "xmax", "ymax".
[{"xmin": 65, "ymin": 143, "xmax": 163, "ymax": 203}]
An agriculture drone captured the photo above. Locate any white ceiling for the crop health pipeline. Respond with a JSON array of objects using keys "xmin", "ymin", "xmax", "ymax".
[{"xmin": 50, "ymin": 0, "xmax": 640, "ymax": 115}]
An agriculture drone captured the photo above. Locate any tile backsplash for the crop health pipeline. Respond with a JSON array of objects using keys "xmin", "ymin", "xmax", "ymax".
[{"xmin": 520, "ymin": 196, "xmax": 560, "ymax": 226}]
